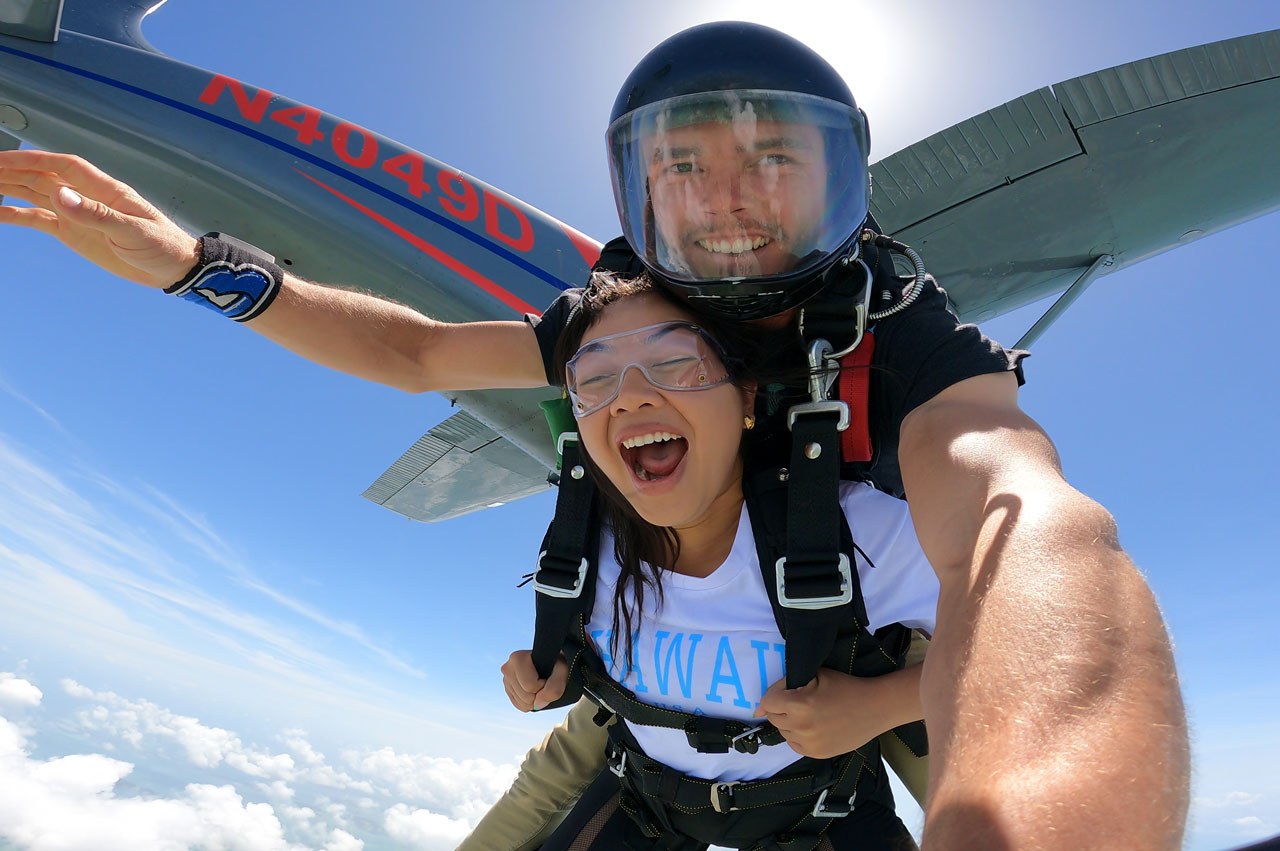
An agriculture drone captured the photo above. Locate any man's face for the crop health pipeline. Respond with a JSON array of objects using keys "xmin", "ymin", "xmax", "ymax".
[{"xmin": 644, "ymin": 119, "xmax": 828, "ymax": 279}]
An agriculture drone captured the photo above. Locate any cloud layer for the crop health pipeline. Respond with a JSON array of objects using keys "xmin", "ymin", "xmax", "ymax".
[{"xmin": 0, "ymin": 673, "xmax": 521, "ymax": 851}]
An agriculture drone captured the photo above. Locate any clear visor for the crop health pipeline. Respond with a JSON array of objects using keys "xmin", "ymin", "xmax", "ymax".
[
  {"xmin": 608, "ymin": 90, "xmax": 869, "ymax": 285},
  {"xmin": 565, "ymin": 321, "xmax": 732, "ymax": 417}
]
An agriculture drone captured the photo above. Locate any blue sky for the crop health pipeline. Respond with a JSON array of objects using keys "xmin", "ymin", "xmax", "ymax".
[{"xmin": 0, "ymin": 0, "xmax": 1277, "ymax": 849}]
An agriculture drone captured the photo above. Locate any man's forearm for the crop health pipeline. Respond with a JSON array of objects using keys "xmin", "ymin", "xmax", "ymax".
[
  {"xmin": 244, "ymin": 275, "xmax": 551, "ymax": 393},
  {"xmin": 919, "ymin": 485, "xmax": 1188, "ymax": 850},
  {"xmin": 245, "ymin": 275, "xmax": 445, "ymax": 392}
]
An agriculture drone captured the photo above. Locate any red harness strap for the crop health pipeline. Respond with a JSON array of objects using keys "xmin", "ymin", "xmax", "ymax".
[{"xmin": 838, "ymin": 331, "xmax": 875, "ymax": 463}]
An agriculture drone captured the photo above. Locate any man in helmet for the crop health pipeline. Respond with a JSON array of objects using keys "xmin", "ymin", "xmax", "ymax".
[{"xmin": 0, "ymin": 21, "xmax": 1188, "ymax": 850}]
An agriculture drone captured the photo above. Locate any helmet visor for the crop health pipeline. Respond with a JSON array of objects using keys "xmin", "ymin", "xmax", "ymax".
[{"xmin": 608, "ymin": 90, "xmax": 869, "ymax": 286}]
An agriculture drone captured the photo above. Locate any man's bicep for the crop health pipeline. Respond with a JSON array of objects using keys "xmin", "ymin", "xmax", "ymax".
[
  {"xmin": 418, "ymin": 319, "xmax": 550, "ymax": 391},
  {"xmin": 898, "ymin": 371, "xmax": 1063, "ymax": 570}
]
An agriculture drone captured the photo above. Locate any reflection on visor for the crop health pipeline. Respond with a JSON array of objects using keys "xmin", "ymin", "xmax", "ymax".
[
  {"xmin": 608, "ymin": 90, "xmax": 869, "ymax": 286},
  {"xmin": 565, "ymin": 321, "xmax": 732, "ymax": 417}
]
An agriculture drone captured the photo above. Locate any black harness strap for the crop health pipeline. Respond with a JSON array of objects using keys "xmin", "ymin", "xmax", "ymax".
[
  {"xmin": 531, "ymin": 434, "xmax": 598, "ymax": 683},
  {"xmin": 580, "ymin": 668, "xmax": 787, "ymax": 754},
  {"xmin": 776, "ymin": 407, "xmax": 853, "ymax": 689}
]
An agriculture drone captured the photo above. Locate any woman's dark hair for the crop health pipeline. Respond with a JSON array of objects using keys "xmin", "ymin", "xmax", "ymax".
[{"xmin": 552, "ymin": 271, "xmax": 807, "ymax": 667}]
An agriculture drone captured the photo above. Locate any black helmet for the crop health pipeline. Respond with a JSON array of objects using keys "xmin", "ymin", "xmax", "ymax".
[{"xmin": 607, "ymin": 22, "xmax": 871, "ymax": 320}]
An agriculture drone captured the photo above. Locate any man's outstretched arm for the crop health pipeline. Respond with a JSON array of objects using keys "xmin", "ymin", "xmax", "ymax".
[
  {"xmin": 900, "ymin": 372, "xmax": 1188, "ymax": 850},
  {"xmin": 0, "ymin": 150, "xmax": 547, "ymax": 393}
]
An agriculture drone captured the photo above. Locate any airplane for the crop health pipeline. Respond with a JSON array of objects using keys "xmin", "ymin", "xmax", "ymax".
[{"xmin": 1, "ymin": 1, "xmax": 1277, "ymax": 525}]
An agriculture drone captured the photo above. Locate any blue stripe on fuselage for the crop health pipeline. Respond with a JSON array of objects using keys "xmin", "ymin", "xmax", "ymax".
[{"xmin": 0, "ymin": 40, "xmax": 574, "ymax": 293}]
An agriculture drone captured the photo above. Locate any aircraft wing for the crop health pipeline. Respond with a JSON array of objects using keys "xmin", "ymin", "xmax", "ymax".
[{"xmin": 868, "ymin": 29, "xmax": 1280, "ymax": 324}]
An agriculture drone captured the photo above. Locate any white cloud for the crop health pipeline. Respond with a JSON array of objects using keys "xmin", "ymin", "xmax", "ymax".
[
  {"xmin": 0, "ymin": 672, "xmax": 42, "ymax": 707},
  {"xmin": 345, "ymin": 747, "xmax": 517, "ymax": 822},
  {"xmin": 383, "ymin": 803, "xmax": 473, "ymax": 850},
  {"xmin": 0, "ymin": 713, "xmax": 304, "ymax": 851},
  {"xmin": 1194, "ymin": 790, "xmax": 1264, "ymax": 809},
  {"xmin": 65, "ymin": 679, "xmax": 299, "ymax": 780},
  {"xmin": 323, "ymin": 829, "xmax": 363, "ymax": 851}
]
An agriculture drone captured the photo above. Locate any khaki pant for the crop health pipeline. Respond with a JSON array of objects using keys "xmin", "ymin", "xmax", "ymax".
[{"xmin": 458, "ymin": 636, "xmax": 931, "ymax": 851}]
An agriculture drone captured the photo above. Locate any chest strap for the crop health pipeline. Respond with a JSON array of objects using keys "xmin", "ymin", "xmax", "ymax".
[{"xmin": 581, "ymin": 667, "xmax": 787, "ymax": 754}]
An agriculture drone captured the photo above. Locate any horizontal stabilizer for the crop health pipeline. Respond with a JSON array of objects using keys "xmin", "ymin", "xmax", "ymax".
[
  {"xmin": 363, "ymin": 410, "xmax": 552, "ymax": 523},
  {"xmin": 0, "ymin": 0, "xmax": 62, "ymax": 42}
]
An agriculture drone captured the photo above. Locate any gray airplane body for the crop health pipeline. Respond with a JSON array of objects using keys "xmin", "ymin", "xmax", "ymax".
[{"xmin": 1, "ymin": 1, "xmax": 1277, "ymax": 520}]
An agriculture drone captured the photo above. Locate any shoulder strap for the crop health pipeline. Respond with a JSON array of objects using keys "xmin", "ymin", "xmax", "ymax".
[{"xmin": 530, "ymin": 434, "xmax": 598, "ymax": 682}]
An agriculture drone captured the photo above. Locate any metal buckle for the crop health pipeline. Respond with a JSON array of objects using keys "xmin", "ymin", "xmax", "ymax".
[
  {"xmin": 775, "ymin": 554, "xmax": 853, "ymax": 610},
  {"xmin": 532, "ymin": 551, "xmax": 589, "ymax": 599},
  {"xmin": 828, "ymin": 258, "xmax": 872, "ymax": 360},
  {"xmin": 811, "ymin": 787, "xmax": 854, "ymax": 818},
  {"xmin": 608, "ymin": 748, "xmax": 628, "ymax": 778},
  {"xmin": 730, "ymin": 724, "xmax": 765, "ymax": 753},
  {"xmin": 711, "ymin": 781, "xmax": 740, "ymax": 814},
  {"xmin": 787, "ymin": 400, "xmax": 850, "ymax": 432},
  {"xmin": 556, "ymin": 431, "xmax": 579, "ymax": 459}
]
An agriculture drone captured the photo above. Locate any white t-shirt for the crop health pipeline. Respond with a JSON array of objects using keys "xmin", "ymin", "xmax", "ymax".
[{"xmin": 586, "ymin": 481, "xmax": 939, "ymax": 782}]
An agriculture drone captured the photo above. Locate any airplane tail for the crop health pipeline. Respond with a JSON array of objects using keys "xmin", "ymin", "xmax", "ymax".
[{"xmin": 0, "ymin": 0, "xmax": 169, "ymax": 51}]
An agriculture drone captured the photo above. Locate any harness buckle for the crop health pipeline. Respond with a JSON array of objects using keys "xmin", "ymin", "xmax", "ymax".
[
  {"xmin": 775, "ymin": 554, "xmax": 854, "ymax": 610},
  {"xmin": 811, "ymin": 787, "xmax": 854, "ymax": 818},
  {"xmin": 608, "ymin": 747, "xmax": 628, "ymax": 778},
  {"xmin": 786, "ymin": 400, "xmax": 850, "ymax": 432},
  {"xmin": 730, "ymin": 724, "xmax": 765, "ymax": 754},
  {"xmin": 711, "ymin": 781, "xmax": 741, "ymax": 814},
  {"xmin": 533, "ymin": 551, "xmax": 589, "ymax": 599}
]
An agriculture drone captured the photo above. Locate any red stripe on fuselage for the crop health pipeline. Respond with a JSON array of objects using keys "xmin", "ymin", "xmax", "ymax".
[
  {"xmin": 558, "ymin": 222, "xmax": 602, "ymax": 268},
  {"xmin": 295, "ymin": 170, "xmax": 541, "ymax": 316}
]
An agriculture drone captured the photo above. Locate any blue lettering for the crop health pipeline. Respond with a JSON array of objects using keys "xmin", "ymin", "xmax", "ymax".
[
  {"xmin": 654, "ymin": 631, "xmax": 703, "ymax": 699},
  {"xmin": 750, "ymin": 640, "xmax": 786, "ymax": 709},
  {"xmin": 623, "ymin": 630, "xmax": 649, "ymax": 694},
  {"xmin": 704, "ymin": 636, "xmax": 751, "ymax": 709}
]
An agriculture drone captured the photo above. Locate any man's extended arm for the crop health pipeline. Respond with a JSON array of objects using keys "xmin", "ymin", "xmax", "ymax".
[
  {"xmin": 900, "ymin": 372, "xmax": 1189, "ymax": 850},
  {"xmin": 0, "ymin": 150, "xmax": 546, "ymax": 392}
]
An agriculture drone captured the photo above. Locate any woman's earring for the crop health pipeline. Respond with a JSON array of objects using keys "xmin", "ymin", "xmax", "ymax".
[{"xmin": 744, "ymin": 415, "xmax": 756, "ymax": 430}]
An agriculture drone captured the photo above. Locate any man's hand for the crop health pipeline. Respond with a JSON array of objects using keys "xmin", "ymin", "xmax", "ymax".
[
  {"xmin": 0, "ymin": 149, "xmax": 199, "ymax": 288},
  {"xmin": 501, "ymin": 650, "xmax": 568, "ymax": 712},
  {"xmin": 755, "ymin": 666, "xmax": 922, "ymax": 759}
]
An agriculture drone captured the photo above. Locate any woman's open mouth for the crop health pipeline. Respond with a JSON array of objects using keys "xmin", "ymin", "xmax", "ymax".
[{"xmin": 619, "ymin": 431, "xmax": 689, "ymax": 483}]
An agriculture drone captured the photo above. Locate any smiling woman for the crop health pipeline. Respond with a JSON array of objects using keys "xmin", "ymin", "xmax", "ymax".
[{"xmin": 496, "ymin": 271, "xmax": 941, "ymax": 850}]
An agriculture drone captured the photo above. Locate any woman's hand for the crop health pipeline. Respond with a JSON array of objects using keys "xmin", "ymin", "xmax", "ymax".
[
  {"xmin": 755, "ymin": 666, "xmax": 923, "ymax": 759},
  {"xmin": 0, "ymin": 150, "xmax": 200, "ymax": 288},
  {"xmin": 501, "ymin": 650, "xmax": 569, "ymax": 712}
]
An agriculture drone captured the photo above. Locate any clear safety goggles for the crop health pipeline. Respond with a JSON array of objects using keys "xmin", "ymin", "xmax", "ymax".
[{"xmin": 565, "ymin": 321, "xmax": 732, "ymax": 417}]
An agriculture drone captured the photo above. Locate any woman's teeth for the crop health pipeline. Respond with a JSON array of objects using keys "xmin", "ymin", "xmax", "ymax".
[
  {"xmin": 622, "ymin": 432, "xmax": 681, "ymax": 449},
  {"xmin": 697, "ymin": 236, "xmax": 770, "ymax": 255}
]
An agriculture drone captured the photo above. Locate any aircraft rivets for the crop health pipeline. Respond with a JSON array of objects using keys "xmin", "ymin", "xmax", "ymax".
[
  {"xmin": 805, "ymin": 442, "xmax": 822, "ymax": 460},
  {"xmin": 570, "ymin": 465, "xmax": 585, "ymax": 479}
]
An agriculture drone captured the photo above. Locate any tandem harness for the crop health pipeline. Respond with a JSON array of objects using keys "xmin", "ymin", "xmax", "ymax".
[
  {"xmin": 529, "ymin": 416, "xmax": 925, "ymax": 849},
  {"xmin": 527, "ymin": 229, "xmax": 929, "ymax": 849}
]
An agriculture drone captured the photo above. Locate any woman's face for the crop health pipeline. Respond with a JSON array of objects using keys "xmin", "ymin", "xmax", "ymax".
[{"xmin": 570, "ymin": 294, "xmax": 753, "ymax": 529}]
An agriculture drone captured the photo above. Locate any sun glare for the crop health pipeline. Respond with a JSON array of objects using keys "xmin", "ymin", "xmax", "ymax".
[{"xmin": 696, "ymin": 0, "xmax": 945, "ymax": 158}]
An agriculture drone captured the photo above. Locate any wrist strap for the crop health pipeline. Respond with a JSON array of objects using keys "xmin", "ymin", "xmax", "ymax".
[{"xmin": 165, "ymin": 233, "xmax": 284, "ymax": 322}]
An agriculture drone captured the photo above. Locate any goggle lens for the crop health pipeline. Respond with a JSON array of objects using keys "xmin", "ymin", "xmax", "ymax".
[{"xmin": 566, "ymin": 322, "xmax": 731, "ymax": 416}]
